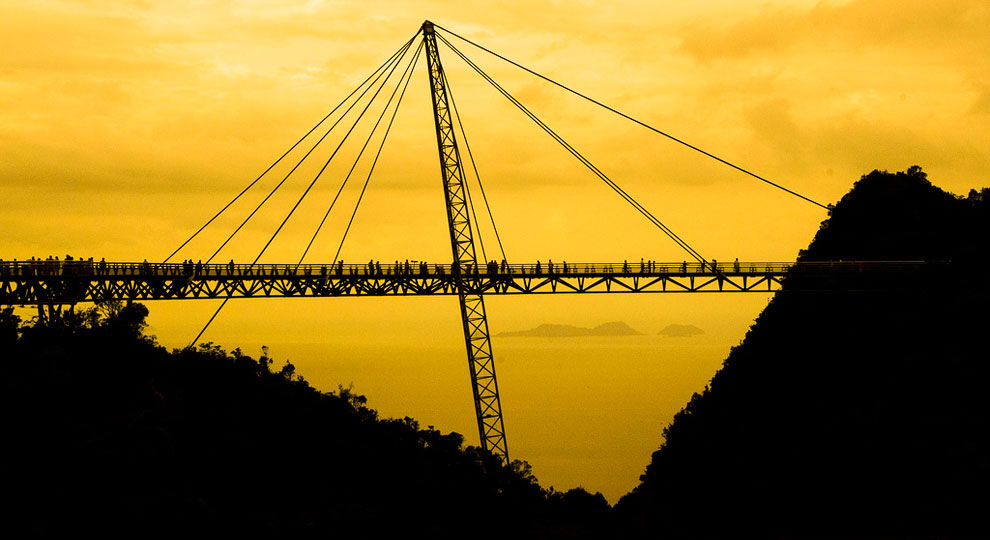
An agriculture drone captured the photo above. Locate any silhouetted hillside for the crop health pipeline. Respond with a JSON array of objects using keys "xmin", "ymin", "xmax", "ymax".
[
  {"xmin": 0, "ymin": 303, "xmax": 609, "ymax": 537},
  {"xmin": 617, "ymin": 167, "xmax": 989, "ymax": 537}
]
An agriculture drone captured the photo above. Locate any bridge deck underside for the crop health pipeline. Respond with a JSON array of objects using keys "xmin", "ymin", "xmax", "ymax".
[{"xmin": 0, "ymin": 261, "xmax": 926, "ymax": 304}]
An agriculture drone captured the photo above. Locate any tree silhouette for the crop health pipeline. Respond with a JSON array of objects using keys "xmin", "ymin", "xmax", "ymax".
[{"xmin": 1, "ymin": 300, "xmax": 610, "ymax": 537}]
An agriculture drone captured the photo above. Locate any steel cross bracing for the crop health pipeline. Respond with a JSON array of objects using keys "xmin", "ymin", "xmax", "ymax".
[
  {"xmin": 0, "ymin": 261, "xmax": 934, "ymax": 304},
  {"xmin": 422, "ymin": 21, "xmax": 508, "ymax": 462}
]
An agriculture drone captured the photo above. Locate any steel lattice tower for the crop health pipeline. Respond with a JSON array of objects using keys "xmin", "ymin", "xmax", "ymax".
[{"xmin": 422, "ymin": 21, "xmax": 508, "ymax": 462}]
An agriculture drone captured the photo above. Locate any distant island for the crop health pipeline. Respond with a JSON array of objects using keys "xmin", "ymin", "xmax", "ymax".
[
  {"xmin": 657, "ymin": 324, "xmax": 704, "ymax": 338},
  {"xmin": 497, "ymin": 321, "xmax": 642, "ymax": 338}
]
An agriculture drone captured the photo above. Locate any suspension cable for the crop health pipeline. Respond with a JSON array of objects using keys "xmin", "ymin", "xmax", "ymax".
[
  {"xmin": 188, "ymin": 297, "xmax": 230, "ymax": 350},
  {"xmin": 438, "ymin": 34, "xmax": 707, "ymax": 264},
  {"xmin": 333, "ymin": 41, "xmax": 423, "ymax": 263},
  {"xmin": 202, "ymin": 34, "xmax": 417, "ymax": 265},
  {"xmin": 299, "ymin": 38, "xmax": 424, "ymax": 265},
  {"xmin": 443, "ymin": 62, "xmax": 508, "ymax": 263},
  {"xmin": 253, "ymin": 35, "xmax": 421, "ymax": 266},
  {"xmin": 435, "ymin": 25, "xmax": 829, "ymax": 211},
  {"xmin": 164, "ymin": 34, "xmax": 419, "ymax": 264},
  {"xmin": 455, "ymin": 129, "xmax": 488, "ymax": 263},
  {"xmin": 438, "ymin": 63, "xmax": 488, "ymax": 263},
  {"xmin": 188, "ymin": 34, "xmax": 419, "ymax": 348}
]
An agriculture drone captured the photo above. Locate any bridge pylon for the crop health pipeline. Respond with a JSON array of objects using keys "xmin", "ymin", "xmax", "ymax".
[{"xmin": 422, "ymin": 21, "xmax": 508, "ymax": 462}]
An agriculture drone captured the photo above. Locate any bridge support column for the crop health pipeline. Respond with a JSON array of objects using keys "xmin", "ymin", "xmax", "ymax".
[{"xmin": 422, "ymin": 21, "xmax": 508, "ymax": 461}]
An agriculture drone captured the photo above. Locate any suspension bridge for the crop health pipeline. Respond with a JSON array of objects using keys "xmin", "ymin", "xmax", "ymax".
[{"xmin": 0, "ymin": 22, "xmax": 926, "ymax": 462}]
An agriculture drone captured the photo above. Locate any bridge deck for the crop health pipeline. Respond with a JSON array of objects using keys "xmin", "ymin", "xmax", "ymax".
[{"xmin": 0, "ymin": 260, "xmax": 930, "ymax": 304}]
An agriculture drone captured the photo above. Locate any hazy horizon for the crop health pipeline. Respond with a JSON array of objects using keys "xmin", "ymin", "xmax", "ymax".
[{"xmin": 132, "ymin": 293, "xmax": 774, "ymax": 503}]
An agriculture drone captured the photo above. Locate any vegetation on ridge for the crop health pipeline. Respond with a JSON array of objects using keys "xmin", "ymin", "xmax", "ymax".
[
  {"xmin": 616, "ymin": 167, "xmax": 989, "ymax": 537},
  {"xmin": 0, "ymin": 302, "xmax": 608, "ymax": 537}
]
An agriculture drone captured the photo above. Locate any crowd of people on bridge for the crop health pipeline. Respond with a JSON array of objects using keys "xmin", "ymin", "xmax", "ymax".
[
  {"xmin": 0, "ymin": 256, "xmax": 201, "ymax": 278},
  {"xmin": 0, "ymin": 255, "xmax": 750, "ymax": 279},
  {"xmin": 0, "ymin": 255, "xmax": 105, "ymax": 277}
]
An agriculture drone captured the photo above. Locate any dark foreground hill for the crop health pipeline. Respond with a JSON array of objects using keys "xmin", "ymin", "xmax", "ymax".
[
  {"xmin": 616, "ymin": 167, "xmax": 989, "ymax": 537},
  {"xmin": 0, "ymin": 304, "xmax": 608, "ymax": 537}
]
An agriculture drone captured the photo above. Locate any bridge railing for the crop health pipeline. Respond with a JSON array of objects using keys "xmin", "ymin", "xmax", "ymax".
[{"xmin": 0, "ymin": 259, "xmax": 930, "ymax": 279}]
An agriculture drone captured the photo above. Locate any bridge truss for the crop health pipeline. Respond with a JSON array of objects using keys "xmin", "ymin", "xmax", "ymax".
[{"xmin": 0, "ymin": 261, "xmax": 929, "ymax": 304}]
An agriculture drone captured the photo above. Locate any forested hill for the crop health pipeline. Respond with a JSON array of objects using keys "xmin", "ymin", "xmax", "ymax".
[
  {"xmin": 615, "ymin": 167, "xmax": 989, "ymax": 537},
  {"xmin": 0, "ymin": 304, "xmax": 608, "ymax": 537}
]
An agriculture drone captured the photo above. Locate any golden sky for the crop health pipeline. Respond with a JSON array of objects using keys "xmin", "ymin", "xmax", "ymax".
[{"xmin": 3, "ymin": 0, "xmax": 988, "ymax": 502}]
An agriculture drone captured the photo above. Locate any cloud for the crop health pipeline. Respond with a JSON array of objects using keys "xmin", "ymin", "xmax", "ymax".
[
  {"xmin": 739, "ymin": 98, "xmax": 990, "ymax": 188},
  {"xmin": 677, "ymin": 0, "xmax": 990, "ymax": 63},
  {"xmin": 971, "ymin": 87, "xmax": 990, "ymax": 116},
  {"xmin": 2, "ymin": 0, "xmax": 987, "ymax": 266}
]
